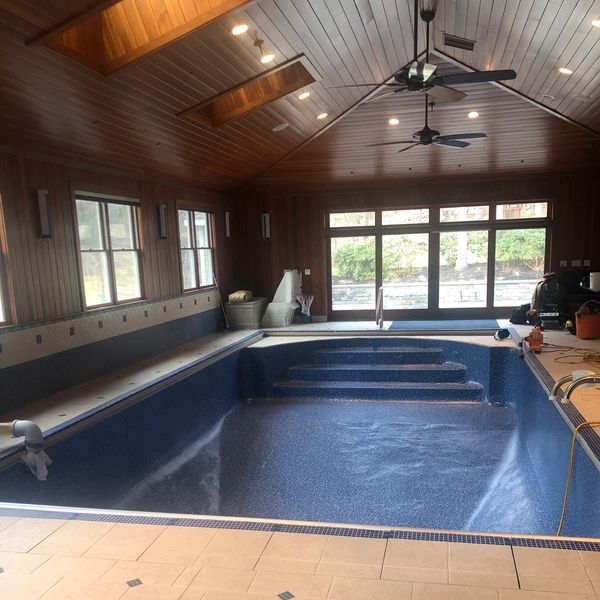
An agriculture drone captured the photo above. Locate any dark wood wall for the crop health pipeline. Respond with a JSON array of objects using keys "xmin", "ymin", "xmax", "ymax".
[
  {"xmin": 236, "ymin": 173, "xmax": 600, "ymax": 317},
  {"xmin": 0, "ymin": 149, "xmax": 235, "ymax": 326}
]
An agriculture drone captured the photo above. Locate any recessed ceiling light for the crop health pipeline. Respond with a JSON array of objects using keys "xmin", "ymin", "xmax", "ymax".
[
  {"xmin": 592, "ymin": 18, "xmax": 600, "ymax": 28},
  {"xmin": 468, "ymin": 111, "xmax": 479, "ymax": 119},
  {"xmin": 261, "ymin": 53, "xmax": 275, "ymax": 64},
  {"xmin": 542, "ymin": 94, "xmax": 556, "ymax": 100},
  {"xmin": 231, "ymin": 24, "xmax": 248, "ymax": 36},
  {"xmin": 573, "ymin": 94, "xmax": 593, "ymax": 102},
  {"xmin": 272, "ymin": 123, "xmax": 290, "ymax": 132},
  {"xmin": 558, "ymin": 67, "xmax": 573, "ymax": 75},
  {"xmin": 317, "ymin": 112, "xmax": 328, "ymax": 120},
  {"xmin": 388, "ymin": 118, "xmax": 399, "ymax": 125},
  {"xmin": 298, "ymin": 91, "xmax": 310, "ymax": 100}
]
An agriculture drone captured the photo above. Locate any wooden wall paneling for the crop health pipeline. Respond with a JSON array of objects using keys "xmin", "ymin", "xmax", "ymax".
[
  {"xmin": 0, "ymin": 153, "xmax": 32, "ymax": 323},
  {"xmin": 22, "ymin": 159, "xmax": 82, "ymax": 320}
]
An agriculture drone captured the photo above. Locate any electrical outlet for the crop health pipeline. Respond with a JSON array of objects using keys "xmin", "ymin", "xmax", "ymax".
[
  {"xmin": 559, "ymin": 260, "xmax": 567, "ymax": 268},
  {"xmin": 584, "ymin": 259, "xmax": 591, "ymax": 267},
  {"xmin": 571, "ymin": 259, "xmax": 582, "ymax": 267},
  {"xmin": 304, "ymin": 268, "xmax": 311, "ymax": 276}
]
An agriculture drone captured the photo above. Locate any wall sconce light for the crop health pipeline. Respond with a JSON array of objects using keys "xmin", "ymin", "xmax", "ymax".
[
  {"xmin": 261, "ymin": 213, "xmax": 270, "ymax": 239},
  {"xmin": 158, "ymin": 204, "xmax": 167, "ymax": 239},
  {"xmin": 36, "ymin": 189, "xmax": 51, "ymax": 238},
  {"xmin": 225, "ymin": 211, "xmax": 231, "ymax": 238}
]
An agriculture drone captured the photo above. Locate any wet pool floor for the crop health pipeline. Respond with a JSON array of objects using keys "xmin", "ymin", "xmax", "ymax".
[{"xmin": 117, "ymin": 399, "xmax": 548, "ymax": 534}]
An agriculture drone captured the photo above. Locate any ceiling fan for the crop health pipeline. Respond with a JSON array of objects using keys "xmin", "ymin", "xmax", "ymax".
[
  {"xmin": 330, "ymin": 0, "xmax": 516, "ymax": 104},
  {"xmin": 366, "ymin": 96, "xmax": 487, "ymax": 153}
]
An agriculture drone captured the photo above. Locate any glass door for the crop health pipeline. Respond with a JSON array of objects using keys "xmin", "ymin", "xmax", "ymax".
[
  {"xmin": 330, "ymin": 236, "xmax": 376, "ymax": 311},
  {"xmin": 439, "ymin": 230, "xmax": 488, "ymax": 308},
  {"xmin": 382, "ymin": 233, "xmax": 429, "ymax": 309}
]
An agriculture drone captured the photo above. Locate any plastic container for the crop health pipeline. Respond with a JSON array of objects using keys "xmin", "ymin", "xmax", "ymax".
[
  {"xmin": 576, "ymin": 313, "xmax": 600, "ymax": 340},
  {"xmin": 225, "ymin": 297, "xmax": 267, "ymax": 329}
]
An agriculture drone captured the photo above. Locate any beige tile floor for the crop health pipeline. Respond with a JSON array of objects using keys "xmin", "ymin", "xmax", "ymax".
[
  {"xmin": 0, "ymin": 518, "xmax": 600, "ymax": 599},
  {"xmin": 1, "ymin": 322, "xmax": 600, "ymax": 598}
]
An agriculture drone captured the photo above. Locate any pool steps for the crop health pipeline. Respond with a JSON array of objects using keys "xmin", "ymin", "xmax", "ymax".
[
  {"xmin": 312, "ymin": 347, "xmax": 443, "ymax": 364},
  {"xmin": 271, "ymin": 346, "xmax": 483, "ymax": 402},
  {"xmin": 288, "ymin": 362, "xmax": 468, "ymax": 383}
]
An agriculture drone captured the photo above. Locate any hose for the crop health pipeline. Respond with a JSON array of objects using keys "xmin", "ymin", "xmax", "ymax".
[{"xmin": 556, "ymin": 420, "xmax": 600, "ymax": 535}]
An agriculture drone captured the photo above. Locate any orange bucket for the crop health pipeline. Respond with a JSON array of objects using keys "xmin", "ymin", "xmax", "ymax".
[{"xmin": 576, "ymin": 313, "xmax": 600, "ymax": 340}]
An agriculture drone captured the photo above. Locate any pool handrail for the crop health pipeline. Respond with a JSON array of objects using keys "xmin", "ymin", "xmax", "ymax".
[
  {"xmin": 375, "ymin": 286, "xmax": 384, "ymax": 330},
  {"xmin": 564, "ymin": 374, "xmax": 600, "ymax": 403}
]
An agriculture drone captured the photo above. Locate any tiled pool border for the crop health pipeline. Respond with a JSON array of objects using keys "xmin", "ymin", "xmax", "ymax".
[
  {"xmin": 0, "ymin": 504, "xmax": 599, "ymax": 551},
  {"xmin": 0, "ymin": 329, "xmax": 264, "ymax": 463},
  {"xmin": 513, "ymin": 328, "xmax": 600, "ymax": 468}
]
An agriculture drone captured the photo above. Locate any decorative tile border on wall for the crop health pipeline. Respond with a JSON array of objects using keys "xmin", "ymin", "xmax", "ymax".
[
  {"xmin": 0, "ymin": 505, "xmax": 598, "ymax": 551},
  {"xmin": 0, "ymin": 289, "xmax": 218, "ymax": 370}
]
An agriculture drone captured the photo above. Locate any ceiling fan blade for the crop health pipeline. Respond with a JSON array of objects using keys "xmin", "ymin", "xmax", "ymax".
[
  {"xmin": 326, "ymin": 83, "xmax": 403, "ymax": 89},
  {"xmin": 427, "ymin": 85, "xmax": 467, "ymax": 102},
  {"xmin": 434, "ymin": 69, "xmax": 517, "ymax": 86},
  {"xmin": 397, "ymin": 143, "xmax": 421, "ymax": 153},
  {"xmin": 363, "ymin": 90, "xmax": 401, "ymax": 104},
  {"xmin": 436, "ymin": 139, "xmax": 470, "ymax": 148},
  {"xmin": 437, "ymin": 133, "xmax": 487, "ymax": 140},
  {"xmin": 366, "ymin": 140, "xmax": 416, "ymax": 147}
]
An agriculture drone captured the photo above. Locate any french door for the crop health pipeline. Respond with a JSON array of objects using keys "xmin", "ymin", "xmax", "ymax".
[{"xmin": 327, "ymin": 203, "xmax": 550, "ymax": 320}]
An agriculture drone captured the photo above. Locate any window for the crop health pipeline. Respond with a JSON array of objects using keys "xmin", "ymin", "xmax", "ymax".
[
  {"xmin": 178, "ymin": 209, "xmax": 215, "ymax": 290},
  {"xmin": 75, "ymin": 195, "xmax": 142, "ymax": 308},
  {"xmin": 383, "ymin": 233, "xmax": 429, "ymax": 308},
  {"xmin": 440, "ymin": 205, "xmax": 489, "ymax": 222},
  {"xmin": 0, "ymin": 272, "xmax": 5, "ymax": 323},
  {"xmin": 331, "ymin": 236, "xmax": 375, "ymax": 310},
  {"xmin": 496, "ymin": 202, "xmax": 548, "ymax": 220},
  {"xmin": 382, "ymin": 209, "xmax": 429, "ymax": 225},
  {"xmin": 327, "ymin": 201, "xmax": 551, "ymax": 315},
  {"xmin": 439, "ymin": 230, "xmax": 488, "ymax": 308},
  {"xmin": 494, "ymin": 228, "xmax": 547, "ymax": 307},
  {"xmin": 329, "ymin": 211, "xmax": 375, "ymax": 227}
]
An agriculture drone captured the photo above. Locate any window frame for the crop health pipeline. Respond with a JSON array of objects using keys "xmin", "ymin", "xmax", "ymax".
[
  {"xmin": 326, "ymin": 201, "xmax": 551, "ymax": 319},
  {"xmin": 0, "ymin": 228, "xmax": 9, "ymax": 326},
  {"xmin": 177, "ymin": 207, "xmax": 216, "ymax": 292},
  {"xmin": 74, "ymin": 192, "xmax": 144, "ymax": 310}
]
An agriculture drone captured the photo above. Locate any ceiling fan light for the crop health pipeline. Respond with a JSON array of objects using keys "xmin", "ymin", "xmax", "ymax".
[
  {"xmin": 558, "ymin": 67, "xmax": 573, "ymax": 75},
  {"xmin": 231, "ymin": 24, "xmax": 248, "ymax": 35},
  {"xmin": 468, "ymin": 111, "xmax": 479, "ymax": 119},
  {"xmin": 261, "ymin": 53, "xmax": 275, "ymax": 64},
  {"xmin": 408, "ymin": 61, "xmax": 436, "ymax": 82}
]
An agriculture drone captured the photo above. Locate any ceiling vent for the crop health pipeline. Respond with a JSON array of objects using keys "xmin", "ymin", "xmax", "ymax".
[{"xmin": 444, "ymin": 33, "xmax": 476, "ymax": 52}]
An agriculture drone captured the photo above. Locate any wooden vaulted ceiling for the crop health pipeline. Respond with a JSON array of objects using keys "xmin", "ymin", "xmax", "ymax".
[{"xmin": 0, "ymin": 0, "xmax": 598, "ymax": 192}]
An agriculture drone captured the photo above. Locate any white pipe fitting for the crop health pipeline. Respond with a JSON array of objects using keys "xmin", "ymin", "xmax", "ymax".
[{"xmin": 10, "ymin": 420, "xmax": 44, "ymax": 453}]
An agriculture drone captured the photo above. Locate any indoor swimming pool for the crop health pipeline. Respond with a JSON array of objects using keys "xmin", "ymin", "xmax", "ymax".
[{"xmin": 0, "ymin": 337, "xmax": 599, "ymax": 538}]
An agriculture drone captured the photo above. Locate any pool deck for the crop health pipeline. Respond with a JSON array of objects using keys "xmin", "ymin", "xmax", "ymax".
[{"xmin": 1, "ymin": 321, "xmax": 600, "ymax": 599}]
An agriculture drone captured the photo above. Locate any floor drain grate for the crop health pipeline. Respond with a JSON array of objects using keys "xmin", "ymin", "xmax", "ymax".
[
  {"xmin": 127, "ymin": 579, "xmax": 143, "ymax": 587},
  {"xmin": 278, "ymin": 593, "xmax": 295, "ymax": 600}
]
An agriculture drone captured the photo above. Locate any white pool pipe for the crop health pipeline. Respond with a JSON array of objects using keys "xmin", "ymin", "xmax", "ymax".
[
  {"xmin": 549, "ymin": 370, "xmax": 596, "ymax": 403},
  {"xmin": 0, "ymin": 420, "xmax": 51, "ymax": 480}
]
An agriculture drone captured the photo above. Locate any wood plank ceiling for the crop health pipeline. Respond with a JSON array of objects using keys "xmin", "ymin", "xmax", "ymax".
[
  {"xmin": 0, "ymin": 0, "xmax": 598, "ymax": 192},
  {"xmin": 257, "ymin": 56, "xmax": 600, "ymax": 187}
]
